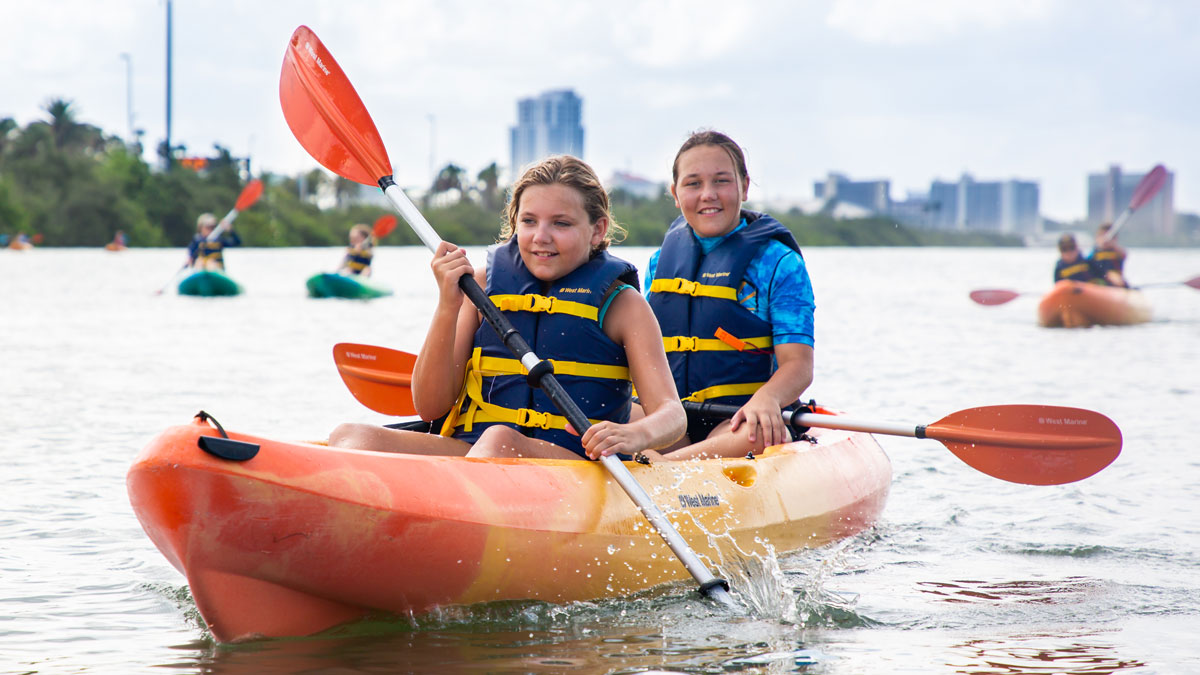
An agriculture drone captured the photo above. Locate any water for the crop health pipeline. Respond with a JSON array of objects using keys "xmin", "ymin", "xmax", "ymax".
[{"xmin": 2, "ymin": 245, "xmax": 1198, "ymax": 673}]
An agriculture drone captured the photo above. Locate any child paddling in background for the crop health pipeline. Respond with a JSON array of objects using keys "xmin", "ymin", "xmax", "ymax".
[
  {"xmin": 337, "ymin": 223, "xmax": 375, "ymax": 276},
  {"xmin": 329, "ymin": 156, "xmax": 685, "ymax": 461},
  {"xmin": 1087, "ymin": 222, "xmax": 1129, "ymax": 288},
  {"xmin": 186, "ymin": 213, "xmax": 241, "ymax": 271},
  {"xmin": 636, "ymin": 130, "xmax": 816, "ymax": 461},
  {"xmin": 1053, "ymin": 233, "xmax": 1094, "ymax": 283}
]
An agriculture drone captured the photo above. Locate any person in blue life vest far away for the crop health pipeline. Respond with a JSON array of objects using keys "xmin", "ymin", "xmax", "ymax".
[
  {"xmin": 1053, "ymin": 233, "xmax": 1094, "ymax": 283},
  {"xmin": 634, "ymin": 129, "xmax": 816, "ymax": 462},
  {"xmin": 1087, "ymin": 222, "xmax": 1128, "ymax": 288},
  {"xmin": 337, "ymin": 223, "xmax": 374, "ymax": 276},
  {"xmin": 186, "ymin": 212, "xmax": 241, "ymax": 271},
  {"xmin": 327, "ymin": 155, "xmax": 686, "ymax": 462}
]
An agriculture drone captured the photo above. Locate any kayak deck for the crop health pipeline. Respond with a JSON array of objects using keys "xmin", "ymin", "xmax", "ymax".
[
  {"xmin": 1037, "ymin": 280, "xmax": 1151, "ymax": 328},
  {"xmin": 178, "ymin": 270, "xmax": 243, "ymax": 297},
  {"xmin": 306, "ymin": 272, "xmax": 393, "ymax": 299},
  {"xmin": 127, "ymin": 416, "xmax": 891, "ymax": 642}
]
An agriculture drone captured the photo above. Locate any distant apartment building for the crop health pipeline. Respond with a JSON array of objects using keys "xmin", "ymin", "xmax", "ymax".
[
  {"xmin": 1087, "ymin": 165, "xmax": 1174, "ymax": 237},
  {"xmin": 509, "ymin": 89, "xmax": 584, "ymax": 177},
  {"xmin": 813, "ymin": 173, "xmax": 891, "ymax": 213},
  {"xmin": 924, "ymin": 174, "xmax": 1040, "ymax": 235},
  {"xmin": 608, "ymin": 171, "xmax": 662, "ymax": 200}
]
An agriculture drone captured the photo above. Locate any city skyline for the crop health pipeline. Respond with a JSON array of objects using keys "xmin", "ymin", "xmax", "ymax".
[{"xmin": 3, "ymin": 1, "xmax": 1197, "ymax": 222}]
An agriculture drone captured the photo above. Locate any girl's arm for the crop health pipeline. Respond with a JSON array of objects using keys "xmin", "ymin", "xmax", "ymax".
[
  {"xmin": 729, "ymin": 342, "xmax": 813, "ymax": 449},
  {"xmin": 412, "ymin": 242, "xmax": 483, "ymax": 421},
  {"xmin": 579, "ymin": 289, "xmax": 685, "ymax": 459}
]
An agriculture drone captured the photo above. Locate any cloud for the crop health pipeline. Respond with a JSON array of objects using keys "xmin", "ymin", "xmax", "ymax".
[{"xmin": 825, "ymin": 0, "xmax": 1057, "ymax": 45}]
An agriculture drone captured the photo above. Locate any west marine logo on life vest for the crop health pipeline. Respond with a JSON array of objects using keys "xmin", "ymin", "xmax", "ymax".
[
  {"xmin": 557, "ymin": 287, "xmax": 589, "ymax": 294},
  {"xmin": 701, "ymin": 271, "xmax": 730, "ymax": 279},
  {"xmin": 678, "ymin": 493, "xmax": 722, "ymax": 508}
]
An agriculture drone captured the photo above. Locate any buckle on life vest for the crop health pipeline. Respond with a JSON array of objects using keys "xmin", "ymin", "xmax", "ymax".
[
  {"xmin": 665, "ymin": 336, "xmax": 699, "ymax": 352},
  {"xmin": 516, "ymin": 408, "xmax": 553, "ymax": 429},
  {"xmin": 665, "ymin": 279, "xmax": 700, "ymax": 295},
  {"xmin": 528, "ymin": 294, "xmax": 555, "ymax": 313}
]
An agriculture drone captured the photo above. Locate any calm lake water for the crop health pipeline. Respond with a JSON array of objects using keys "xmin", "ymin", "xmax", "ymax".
[{"xmin": 2, "ymin": 244, "xmax": 1199, "ymax": 674}]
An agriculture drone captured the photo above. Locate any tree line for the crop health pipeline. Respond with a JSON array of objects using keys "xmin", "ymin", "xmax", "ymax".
[{"xmin": 0, "ymin": 98, "xmax": 1022, "ymax": 249}]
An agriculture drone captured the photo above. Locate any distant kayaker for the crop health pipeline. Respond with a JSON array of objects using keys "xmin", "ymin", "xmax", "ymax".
[
  {"xmin": 337, "ymin": 223, "xmax": 374, "ymax": 276},
  {"xmin": 1053, "ymin": 233, "xmax": 1094, "ymax": 283},
  {"xmin": 1087, "ymin": 223, "xmax": 1128, "ymax": 288},
  {"xmin": 186, "ymin": 212, "xmax": 241, "ymax": 271},
  {"xmin": 106, "ymin": 230, "xmax": 128, "ymax": 251},
  {"xmin": 637, "ymin": 130, "xmax": 816, "ymax": 461},
  {"xmin": 329, "ymin": 155, "xmax": 686, "ymax": 461}
]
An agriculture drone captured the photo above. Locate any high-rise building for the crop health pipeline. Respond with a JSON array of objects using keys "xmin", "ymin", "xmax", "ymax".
[
  {"xmin": 813, "ymin": 173, "xmax": 891, "ymax": 213},
  {"xmin": 509, "ymin": 89, "xmax": 584, "ymax": 177},
  {"xmin": 926, "ymin": 174, "xmax": 1040, "ymax": 234},
  {"xmin": 1087, "ymin": 165, "xmax": 1174, "ymax": 237}
]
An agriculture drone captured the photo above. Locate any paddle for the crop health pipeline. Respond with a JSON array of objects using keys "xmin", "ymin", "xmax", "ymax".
[
  {"xmin": 1107, "ymin": 164, "xmax": 1167, "ymax": 239},
  {"xmin": 372, "ymin": 214, "xmax": 397, "ymax": 240},
  {"xmin": 333, "ymin": 344, "xmax": 1122, "ymax": 487},
  {"xmin": 971, "ymin": 274, "xmax": 1200, "ymax": 306},
  {"xmin": 155, "ymin": 179, "xmax": 264, "ymax": 294},
  {"xmin": 280, "ymin": 26, "xmax": 734, "ymax": 607}
]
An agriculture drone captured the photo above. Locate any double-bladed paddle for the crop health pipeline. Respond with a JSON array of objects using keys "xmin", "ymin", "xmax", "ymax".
[
  {"xmin": 372, "ymin": 214, "xmax": 397, "ymax": 240},
  {"xmin": 332, "ymin": 343, "xmax": 1122, "ymax": 487},
  {"xmin": 281, "ymin": 26, "xmax": 734, "ymax": 607},
  {"xmin": 970, "ymin": 274, "xmax": 1200, "ymax": 306}
]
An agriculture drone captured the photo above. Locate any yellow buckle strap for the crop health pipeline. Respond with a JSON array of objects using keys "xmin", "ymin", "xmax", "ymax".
[
  {"xmin": 515, "ymin": 408, "xmax": 554, "ymax": 430},
  {"xmin": 650, "ymin": 277, "xmax": 738, "ymax": 301},
  {"xmin": 663, "ymin": 335, "xmax": 772, "ymax": 353},
  {"xmin": 490, "ymin": 293, "xmax": 598, "ymax": 321},
  {"xmin": 682, "ymin": 382, "xmax": 767, "ymax": 403}
]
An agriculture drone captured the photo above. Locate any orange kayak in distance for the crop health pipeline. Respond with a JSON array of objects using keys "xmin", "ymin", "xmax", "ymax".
[
  {"xmin": 1037, "ymin": 280, "xmax": 1152, "ymax": 328},
  {"xmin": 127, "ymin": 413, "xmax": 891, "ymax": 642}
]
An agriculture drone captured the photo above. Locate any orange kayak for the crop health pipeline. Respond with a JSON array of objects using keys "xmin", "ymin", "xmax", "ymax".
[
  {"xmin": 1037, "ymin": 280, "xmax": 1152, "ymax": 328},
  {"xmin": 127, "ymin": 414, "xmax": 891, "ymax": 642}
]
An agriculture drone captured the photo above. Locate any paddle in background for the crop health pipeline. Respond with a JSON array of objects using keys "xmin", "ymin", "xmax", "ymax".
[
  {"xmin": 971, "ymin": 275, "xmax": 1200, "ymax": 306},
  {"xmin": 970, "ymin": 164, "xmax": 1170, "ymax": 306},
  {"xmin": 332, "ymin": 343, "xmax": 1121, "ymax": 487},
  {"xmin": 155, "ymin": 178, "xmax": 264, "ymax": 294},
  {"xmin": 280, "ymin": 26, "xmax": 735, "ymax": 607}
]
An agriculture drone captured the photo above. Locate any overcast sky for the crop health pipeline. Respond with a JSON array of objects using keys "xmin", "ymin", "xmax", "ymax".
[{"xmin": 3, "ymin": 0, "xmax": 1197, "ymax": 221}]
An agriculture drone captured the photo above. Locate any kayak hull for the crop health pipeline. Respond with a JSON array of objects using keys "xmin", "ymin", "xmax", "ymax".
[
  {"xmin": 306, "ymin": 272, "xmax": 393, "ymax": 299},
  {"xmin": 178, "ymin": 270, "xmax": 243, "ymax": 297},
  {"xmin": 128, "ymin": 416, "xmax": 891, "ymax": 642},
  {"xmin": 1036, "ymin": 280, "xmax": 1151, "ymax": 328}
]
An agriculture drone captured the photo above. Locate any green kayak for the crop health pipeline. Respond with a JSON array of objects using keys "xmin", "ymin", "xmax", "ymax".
[
  {"xmin": 178, "ymin": 270, "xmax": 243, "ymax": 297},
  {"xmin": 306, "ymin": 272, "xmax": 393, "ymax": 299}
]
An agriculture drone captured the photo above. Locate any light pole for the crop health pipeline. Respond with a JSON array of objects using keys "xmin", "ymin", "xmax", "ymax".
[
  {"xmin": 164, "ymin": 0, "xmax": 173, "ymax": 168},
  {"xmin": 427, "ymin": 113, "xmax": 436, "ymax": 184},
  {"xmin": 120, "ymin": 52, "xmax": 134, "ymax": 143}
]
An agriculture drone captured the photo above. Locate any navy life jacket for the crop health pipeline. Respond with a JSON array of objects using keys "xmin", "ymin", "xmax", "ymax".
[
  {"xmin": 647, "ymin": 210, "xmax": 801, "ymax": 406},
  {"xmin": 444, "ymin": 239, "xmax": 640, "ymax": 457}
]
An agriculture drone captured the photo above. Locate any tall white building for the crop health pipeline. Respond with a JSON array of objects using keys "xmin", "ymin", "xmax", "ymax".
[
  {"xmin": 1087, "ymin": 165, "xmax": 1174, "ymax": 237},
  {"xmin": 509, "ymin": 89, "xmax": 584, "ymax": 177}
]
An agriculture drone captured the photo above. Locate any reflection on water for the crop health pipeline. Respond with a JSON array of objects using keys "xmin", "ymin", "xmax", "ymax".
[
  {"xmin": 917, "ymin": 577, "xmax": 1102, "ymax": 605},
  {"xmin": 948, "ymin": 632, "xmax": 1146, "ymax": 674}
]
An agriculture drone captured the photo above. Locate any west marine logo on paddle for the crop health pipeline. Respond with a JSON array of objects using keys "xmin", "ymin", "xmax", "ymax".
[
  {"xmin": 304, "ymin": 42, "xmax": 331, "ymax": 75},
  {"xmin": 346, "ymin": 352, "xmax": 376, "ymax": 361},
  {"xmin": 678, "ymin": 493, "xmax": 721, "ymax": 508},
  {"xmin": 1039, "ymin": 417, "xmax": 1088, "ymax": 426}
]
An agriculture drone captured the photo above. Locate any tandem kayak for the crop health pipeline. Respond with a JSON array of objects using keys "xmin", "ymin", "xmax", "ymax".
[
  {"xmin": 1037, "ymin": 280, "xmax": 1151, "ymax": 328},
  {"xmin": 305, "ymin": 272, "xmax": 393, "ymax": 299},
  {"xmin": 178, "ymin": 270, "xmax": 243, "ymax": 297},
  {"xmin": 128, "ymin": 412, "xmax": 891, "ymax": 642}
]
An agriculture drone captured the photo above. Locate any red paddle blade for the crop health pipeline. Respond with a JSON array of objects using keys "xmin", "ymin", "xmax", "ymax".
[
  {"xmin": 280, "ymin": 26, "xmax": 391, "ymax": 186},
  {"xmin": 1183, "ymin": 275, "xmax": 1200, "ymax": 291},
  {"xmin": 235, "ymin": 179, "xmax": 264, "ymax": 210},
  {"xmin": 1129, "ymin": 164, "xmax": 1167, "ymax": 210},
  {"xmin": 373, "ymin": 214, "xmax": 398, "ymax": 239},
  {"xmin": 969, "ymin": 289, "xmax": 1021, "ymax": 306},
  {"xmin": 333, "ymin": 343, "xmax": 416, "ymax": 416},
  {"xmin": 925, "ymin": 405, "xmax": 1121, "ymax": 485}
]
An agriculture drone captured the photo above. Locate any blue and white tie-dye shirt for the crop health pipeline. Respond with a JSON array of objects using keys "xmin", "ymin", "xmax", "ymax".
[{"xmin": 645, "ymin": 219, "xmax": 815, "ymax": 347}]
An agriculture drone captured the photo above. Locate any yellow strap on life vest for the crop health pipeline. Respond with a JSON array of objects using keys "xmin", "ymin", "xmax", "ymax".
[
  {"xmin": 448, "ymin": 347, "xmax": 618, "ymax": 434},
  {"xmin": 662, "ymin": 335, "xmax": 773, "ymax": 353},
  {"xmin": 649, "ymin": 277, "xmax": 738, "ymax": 301},
  {"xmin": 489, "ymin": 293, "xmax": 598, "ymax": 321},
  {"xmin": 682, "ymin": 381, "xmax": 767, "ymax": 403}
]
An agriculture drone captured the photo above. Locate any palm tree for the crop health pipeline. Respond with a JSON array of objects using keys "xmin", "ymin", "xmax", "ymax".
[
  {"xmin": 477, "ymin": 162, "xmax": 499, "ymax": 210},
  {"xmin": 0, "ymin": 117, "xmax": 16, "ymax": 162}
]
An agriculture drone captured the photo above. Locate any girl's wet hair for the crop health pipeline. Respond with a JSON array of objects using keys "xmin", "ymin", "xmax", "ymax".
[
  {"xmin": 501, "ymin": 155, "xmax": 626, "ymax": 250},
  {"xmin": 672, "ymin": 130, "xmax": 749, "ymax": 187}
]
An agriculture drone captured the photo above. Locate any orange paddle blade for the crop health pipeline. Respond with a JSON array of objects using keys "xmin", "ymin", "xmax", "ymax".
[
  {"xmin": 924, "ymin": 405, "xmax": 1121, "ymax": 485},
  {"xmin": 235, "ymin": 179, "xmax": 264, "ymax": 210},
  {"xmin": 333, "ymin": 343, "xmax": 416, "ymax": 416},
  {"xmin": 280, "ymin": 25, "xmax": 391, "ymax": 186},
  {"xmin": 373, "ymin": 214, "xmax": 398, "ymax": 239},
  {"xmin": 969, "ymin": 289, "xmax": 1022, "ymax": 306}
]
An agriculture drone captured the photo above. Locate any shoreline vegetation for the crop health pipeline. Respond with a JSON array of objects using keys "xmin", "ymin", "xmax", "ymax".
[{"xmin": 6, "ymin": 99, "xmax": 1186, "ymax": 250}]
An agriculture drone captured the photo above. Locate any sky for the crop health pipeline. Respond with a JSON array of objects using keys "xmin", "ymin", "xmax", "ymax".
[{"xmin": 3, "ymin": 0, "xmax": 1198, "ymax": 222}]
